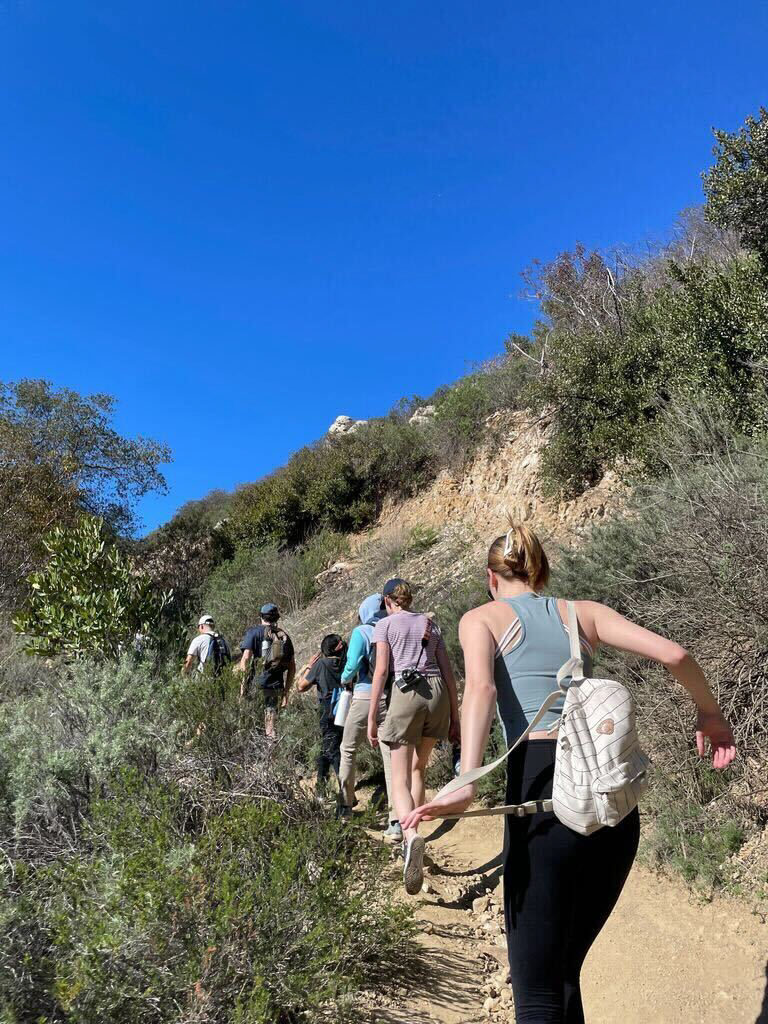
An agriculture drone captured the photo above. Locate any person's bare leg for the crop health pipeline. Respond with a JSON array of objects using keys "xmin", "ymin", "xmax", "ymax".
[
  {"xmin": 265, "ymin": 707, "xmax": 277, "ymax": 740},
  {"xmin": 388, "ymin": 743, "xmax": 414, "ymax": 827},
  {"xmin": 376, "ymin": 697, "xmax": 396, "ymax": 820},
  {"xmin": 408, "ymin": 737, "xmax": 437, "ymax": 840},
  {"xmin": 393, "ymin": 739, "xmax": 432, "ymax": 896}
]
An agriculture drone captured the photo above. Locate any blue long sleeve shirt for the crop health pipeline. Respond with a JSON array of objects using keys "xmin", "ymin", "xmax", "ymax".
[{"xmin": 342, "ymin": 625, "xmax": 373, "ymax": 697}]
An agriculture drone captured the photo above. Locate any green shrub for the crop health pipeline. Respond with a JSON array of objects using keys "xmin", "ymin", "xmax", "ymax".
[
  {"xmin": 201, "ymin": 530, "xmax": 350, "ymax": 643},
  {"xmin": 550, "ymin": 403, "xmax": 768, "ymax": 885},
  {"xmin": 13, "ymin": 517, "xmax": 175, "ymax": 660},
  {"xmin": 0, "ymin": 774, "xmax": 413, "ymax": 1024},
  {"xmin": 229, "ymin": 420, "xmax": 435, "ymax": 551},
  {"xmin": 433, "ymin": 353, "xmax": 528, "ymax": 440},
  {"xmin": 642, "ymin": 784, "xmax": 744, "ymax": 891},
  {"xmin": 0, "ymin": 635, "xmax": 416, "ymax": 1023},
  {"xmin": 0, "ymin": 379, "xmax": 170, "ymax": 614},
  {"xmin": 402, "ymin": 525, "xmax": 440, "ymax": 557},
  {"xmin": 704, "ymin": 105, "xmax": 768, "ymax": 266},
  {"xmin": 0, "ymin": 654, "xmax": 182, "ymax": 845}
]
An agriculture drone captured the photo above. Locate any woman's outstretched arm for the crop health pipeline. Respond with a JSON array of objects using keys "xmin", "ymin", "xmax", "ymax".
[
  {"xmin": 402, "ymin": 610, "xmax": 497, "ymax": 827},
  {"xmin": 583, "ymin": 601, "xmax": 736, "ymax": 770}
]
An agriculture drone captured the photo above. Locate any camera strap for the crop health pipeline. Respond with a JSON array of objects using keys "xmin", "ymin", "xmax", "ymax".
[{"xmin": 414, "ymin": 617, "xmax": 432, "ymax": 670}]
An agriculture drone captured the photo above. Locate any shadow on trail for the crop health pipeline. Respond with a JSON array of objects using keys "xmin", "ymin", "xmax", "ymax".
[
  {"xmin": 423, "ymin": 817, "xmax": 459, "ymax": 844},
  {"xmin": 372, "ymin": 945, "xmax": 484, "ymax": 1023},
  {"xmin": 756, "ymin": 960, "xmax": 768, "ymax": 1024},
  {"xmin": 432, "ymin": 851, "xmax": 504, "ymax": 879}
]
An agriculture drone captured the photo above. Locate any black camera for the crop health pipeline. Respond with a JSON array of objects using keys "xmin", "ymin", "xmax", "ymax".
[{"xmin": 397, "ymin": 667, "xmax": 428, "ymax": 693}]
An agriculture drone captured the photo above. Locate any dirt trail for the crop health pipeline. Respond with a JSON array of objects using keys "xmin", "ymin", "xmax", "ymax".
[{"xmin": 368, "ymin": 814, "xmax": 768, "ymax": 1024}]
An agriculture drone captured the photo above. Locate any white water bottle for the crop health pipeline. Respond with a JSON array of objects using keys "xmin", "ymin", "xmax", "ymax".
[{"xmin": 334, "ymin": 689, "xmax": 353, "ymax": 727}]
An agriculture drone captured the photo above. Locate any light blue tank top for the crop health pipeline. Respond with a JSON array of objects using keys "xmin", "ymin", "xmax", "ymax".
[{"xmin": 493, "ymin": 594, "xmax": 593, "ymax": 743}]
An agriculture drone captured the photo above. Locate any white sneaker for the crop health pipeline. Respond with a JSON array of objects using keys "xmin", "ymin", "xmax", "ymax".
[
  {"xmin": 403, "ymin": 836, "xmax": 426, "ymax": 895},
  {"xmin": 383, "ymin": 821, "xmax": 403, "ymax": 843}
]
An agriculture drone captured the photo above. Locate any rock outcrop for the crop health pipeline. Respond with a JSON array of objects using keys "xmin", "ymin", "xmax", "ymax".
[
  {"xmin": 328, "ymin": 415, "xmax": 367, "ymax": 436},
  {"xmin": 409, "ymin": 404, "xmax": 437, "ymax": 426}
]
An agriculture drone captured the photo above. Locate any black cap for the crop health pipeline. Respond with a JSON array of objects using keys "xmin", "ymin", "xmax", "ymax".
[{"xmin": 381, "ymin": 578, "xmax": 407, "ymax": 608}]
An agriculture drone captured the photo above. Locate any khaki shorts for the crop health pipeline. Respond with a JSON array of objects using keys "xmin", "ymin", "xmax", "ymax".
[{"xmin": 379, "ymin": 673, "xmax": 449, "ymax": 747}]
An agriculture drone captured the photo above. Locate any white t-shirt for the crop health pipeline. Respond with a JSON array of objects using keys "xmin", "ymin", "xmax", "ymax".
[{"xmin": 187, "ymin": 632, "xmax": 215, "ymax": 672}]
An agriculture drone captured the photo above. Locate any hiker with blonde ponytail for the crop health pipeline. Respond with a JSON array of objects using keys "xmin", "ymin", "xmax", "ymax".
[{"xmin": 402, "ymin": 521, "xmax": 736, "ymax": 1024}]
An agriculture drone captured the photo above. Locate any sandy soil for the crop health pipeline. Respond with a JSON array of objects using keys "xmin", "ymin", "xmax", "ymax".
[{"xmin": 366, "ymin": 814, "xmax": 768, "ymax": 1024}]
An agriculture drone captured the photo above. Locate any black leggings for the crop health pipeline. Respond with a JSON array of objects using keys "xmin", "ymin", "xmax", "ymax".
[
  {"xmin": 317, "ymin": 700, "xmax": 343, "ymax": 783},
  {"xmin": 504, "ymin": 740, "xmax": 639, "ymax": 1024}
]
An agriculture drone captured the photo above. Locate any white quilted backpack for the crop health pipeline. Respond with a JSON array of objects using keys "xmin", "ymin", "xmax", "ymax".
[{"xmin": 437, "ymin": 601, "xmax": 650, "ymax": 835}]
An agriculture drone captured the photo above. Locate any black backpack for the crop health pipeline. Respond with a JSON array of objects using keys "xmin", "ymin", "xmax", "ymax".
[{"xmin": 207, "ymin": 632, "xmax": 231, "ymax": 675}]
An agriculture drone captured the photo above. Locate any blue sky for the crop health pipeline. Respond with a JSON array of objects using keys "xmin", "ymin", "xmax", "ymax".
[{"xmin": 2, "ymin": 2, "xmax": 766, "ymax": 532}]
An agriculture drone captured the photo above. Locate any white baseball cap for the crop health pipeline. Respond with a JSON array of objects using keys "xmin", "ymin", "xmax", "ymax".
[{"xmin": 198, "ymin": 614, "xmax": 215, "ymax": 626}]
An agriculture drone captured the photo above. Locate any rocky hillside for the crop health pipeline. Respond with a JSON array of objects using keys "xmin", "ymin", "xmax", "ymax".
[{"xmin": 284, "ymin": 409, "xmax": 624, "ymax": 668}]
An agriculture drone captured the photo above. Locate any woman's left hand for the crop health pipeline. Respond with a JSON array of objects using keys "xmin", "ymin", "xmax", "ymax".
[
  {"xmin": 696, "ymin": 708, "xmax": 736, "ymax": 769},
  {"xmin": 367, "ymin": 719, "xmax": 379, "ymax": 748},
  {"xmin": 400, "ymin": 783, "xmax": 476, "ymax": 830}
]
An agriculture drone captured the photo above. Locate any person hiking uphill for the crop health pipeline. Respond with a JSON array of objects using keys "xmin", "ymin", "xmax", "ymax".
[
  {"xmin": 402, "ymin": 521, "xmax": 737, "ymax": 1024},
  {"xmin": 338, "ymin": 593, "xmax": 399, "ymax": 838},
  {"xmin": 235, "ymin": 603, "xmax": 295, "ymax": 740},
  {"xmin": 368, "ymin": 579, "xmax": 460, "ymax": 894},
  {"xmin": 183, "ymin": 614, "xmax": 231, "ymax": 675},
  {"xmin": 297, "ymin": 633, "xmax": 347, "ymax": 799}
]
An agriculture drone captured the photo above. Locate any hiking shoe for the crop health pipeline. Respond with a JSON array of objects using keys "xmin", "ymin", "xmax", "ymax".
[
  {"xmin": 336, "ymin": 804, "xmax": 353, "ymax": 822},
  {"xmin": 403, "ymin": 836, "xmax": 426, "ymax": 895},
  {"xmin": 383, "ymin": 821, "xmax": 403, "ymax": 843}
]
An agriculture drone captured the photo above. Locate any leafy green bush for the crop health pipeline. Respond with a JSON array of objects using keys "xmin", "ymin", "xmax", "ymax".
[
  {"xmin": 0, "ymin": 634, "xmax": 416, "ymax": 1023},
  {"xmin": 402, "ymin": 524, "xmax": 440, "ymax": 558},
  {"xmin": 0, "ymin": 653, "xmax": 181, "ymax": 845},
  {"xmin": 432, "ymin": 349, "xmax": 530, "ymax": 446},
  {"xmin": 201, "ymin": 530, "xmax": 350, "ymax": 643},
  {"xmin": 536, "ymin": 254, "xmax": 768, "ymax": 495},
  {"xmin": 642, "ymin": 784, "xmax": 744, "ymax": 891},
  {"xmin": 229, "ymin": 420, "xmax": 435, "ymax": 551},
  {"xmin": 0, "ymin": 774, "xmax": 413, "ymax": 1024},
  {"xmin": 13, "ymin": 517, "xmax": 175, "ymax": 660},
  {"xmin": 550, "ymin": 404, "xmax": 768, "ymax": 885},
  {"xmin": 704, "ymin": 105, "xmax": 768, "ymax": 266},
  {"xmin": 0, "ymin": 380, "xmax": 170, "ymax": 616}
]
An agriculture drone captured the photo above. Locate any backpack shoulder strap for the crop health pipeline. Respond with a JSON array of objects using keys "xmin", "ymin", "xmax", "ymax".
[{"xmin": 558, "ymin": 600, "xmax": 584, "ymax": 684}]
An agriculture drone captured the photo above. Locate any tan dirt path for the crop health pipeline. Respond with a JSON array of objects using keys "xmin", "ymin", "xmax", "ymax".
[{"xmin": 367, "ymin": 813, "xmax": 768, "ymax": 1024}]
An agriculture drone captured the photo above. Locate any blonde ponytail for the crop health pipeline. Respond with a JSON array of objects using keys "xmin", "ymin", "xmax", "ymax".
[{"xmin": 488, "ymin": 520, "xmax": 550, "ymax": 591}]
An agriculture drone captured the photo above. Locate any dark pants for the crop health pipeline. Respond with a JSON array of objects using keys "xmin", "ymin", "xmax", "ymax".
[
  {"xmin": 504, "ymin": 739, "xmax": 639, "ymax": 1024},
  {"xmin": 317, "ymin": 699, "xmax": 343, "ymax": 783}
]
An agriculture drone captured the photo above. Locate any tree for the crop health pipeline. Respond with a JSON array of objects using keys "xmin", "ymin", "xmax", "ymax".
[
  {"xmin": 13, "ymin": 517, "xmax": 174, "ymax": 659},
  {"xmin": 534, "ymin": 253, "xmax": 768, "ymax": 495},
  {"xmin": 704, "ymin": 107, "xmax": 768, "ymax": 266},
  {"xmin": 0, "ymin": 380, "xmax": 171, "ymax": 611}
]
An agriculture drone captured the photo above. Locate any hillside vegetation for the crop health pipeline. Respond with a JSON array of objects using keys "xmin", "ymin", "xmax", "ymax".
[{"xmin": 1, "ymin": 107, "xmax": 768, "ymax": 1022}]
